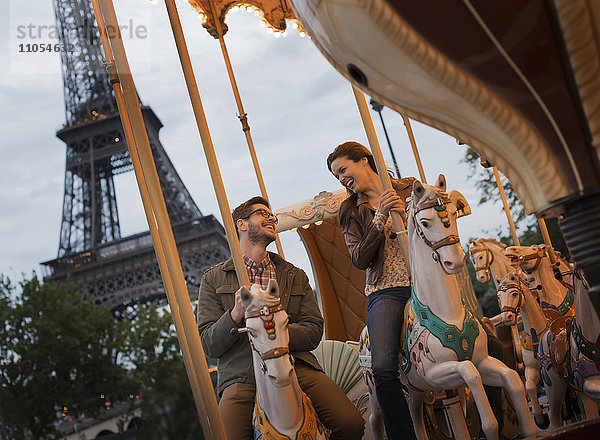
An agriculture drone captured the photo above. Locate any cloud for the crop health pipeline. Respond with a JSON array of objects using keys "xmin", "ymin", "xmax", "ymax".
[{"xmin": 0, "ymin": 0, "xmax": 509, "ymax": 284}]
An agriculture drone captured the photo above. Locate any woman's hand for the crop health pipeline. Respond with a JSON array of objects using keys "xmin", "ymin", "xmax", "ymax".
[{"xmin": 377, "ymin": 189, "xmax": 406, "ymax": 216}]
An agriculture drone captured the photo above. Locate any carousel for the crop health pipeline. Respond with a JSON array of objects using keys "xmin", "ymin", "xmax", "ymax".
[{"xmin": 89, "ymin": 0, "xmax": 600, "ymax": 439}]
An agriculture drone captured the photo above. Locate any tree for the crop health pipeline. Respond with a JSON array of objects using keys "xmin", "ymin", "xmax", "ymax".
[
  {"xmin": 117, "ymin": 300, "xmax": 205, "ymax": 439},
  {"xmin": 0, "ymin": 276, "xmax": 131, "ymax": 439},
  {"xmin": 462, "ymin": 148, "xmax": 570, "ymax": 316},
  {"xmin": 463, "ymin": 147, "xmax": 569, "ymax": 256},
  {"xmin": 0, "ymin": 276, "xmax": 210, "ymax": 439}
]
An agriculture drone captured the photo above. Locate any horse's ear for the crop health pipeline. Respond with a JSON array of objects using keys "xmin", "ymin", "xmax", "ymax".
[
  {"xmin": 449, "ymin": 190, "xmax": 471, "ymax": 218},
  {"xmin": 266, "ymin": 279, "xmax": 280, "ymax": 298},
  {"xmin": 413, "ymin": 180, "xmax": 425, "ymax": 202},
  {"xmin": 435, "ymin": 174, "xmax": 447, "ymax": 192},
  {"xmin": 240, "ymin": 286, "xmax": 253, "ymax": 308}
]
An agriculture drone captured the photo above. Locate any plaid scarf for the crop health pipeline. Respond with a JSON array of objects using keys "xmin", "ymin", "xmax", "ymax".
[{"xmin": 243, "ymin": 254, "xmax": 277, "ymax": 290}]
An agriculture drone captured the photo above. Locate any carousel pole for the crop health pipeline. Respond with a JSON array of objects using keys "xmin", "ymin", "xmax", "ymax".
[
  {"xmin": 397, "ymin": 107, "xmax": 473, "ymax": 439},
  {"xmin": 95, "ymin": 1, "xmax": 227, "ymax": 438},
  {"xmin": 537, "ymin": 218, "xmax": 558, "ymax": 265},
  {"xmin": 490, "ymin": 166, "xmax": 524, "ymax": 372},
  {"xmin": 402, "ymin": 116, "xmax": 427, "ymax": 184},
  {"xmin": 492, "ymin": 167, "xmax": 520, "ymax": 246},
  {"xmin": 370, "ymin": 99, "xmax": 401, "ymax": 178},
  {"xmin": 163, "ymin": 0, "xmax": 249, "ymax": 289},
  {"xmin": 205, "ymin": 0, "xmax": 285, "ymax": 258},
  {"xmin": 352, "ymin": 87, "xmax": 410, "ymax": 276},
  {"xmin": 89, "ymin": 0, "xmax": 205, "ymax": 419}
]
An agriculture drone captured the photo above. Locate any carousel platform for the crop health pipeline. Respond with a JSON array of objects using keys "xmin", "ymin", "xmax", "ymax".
[{"xmin": 525, "ymin": 417, "xmax": 600, "ymax": 439}]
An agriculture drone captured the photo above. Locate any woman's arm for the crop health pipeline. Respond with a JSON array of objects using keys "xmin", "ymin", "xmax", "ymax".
[{"xmin": 342, "ymin": 210, "xmax": 385, "ymax": 270}]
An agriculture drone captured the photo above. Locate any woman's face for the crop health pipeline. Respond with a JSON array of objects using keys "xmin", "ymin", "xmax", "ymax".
[{"xmin": 330, "ymin": 155, "xmax": 372, "ymax": 194}]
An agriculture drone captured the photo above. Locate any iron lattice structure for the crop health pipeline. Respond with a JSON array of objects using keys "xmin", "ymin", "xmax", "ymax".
[{"xmin": 43, "ymin": 0, "xmax": 230, "ymax": 309}]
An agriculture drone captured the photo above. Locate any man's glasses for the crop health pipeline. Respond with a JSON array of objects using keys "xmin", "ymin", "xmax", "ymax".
[{"xmin": 241, "ymin": 208, "xmax": 278, "ymax": 224}]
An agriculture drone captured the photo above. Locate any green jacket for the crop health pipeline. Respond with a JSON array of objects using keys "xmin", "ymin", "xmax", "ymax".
[{"xmin": 197, "ymin": 252, "xmax": 324, "ymax": 395}]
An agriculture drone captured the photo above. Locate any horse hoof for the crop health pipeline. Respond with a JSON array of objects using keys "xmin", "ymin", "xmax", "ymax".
[{"xmin": 534, "ymin": 413, "xmax": 550, "ymax": 430}]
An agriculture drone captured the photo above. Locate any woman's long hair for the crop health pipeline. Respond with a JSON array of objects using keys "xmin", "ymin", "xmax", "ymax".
[{"xmin": 327, "ymin": 141, "xmax": 379, "ymax": 229}]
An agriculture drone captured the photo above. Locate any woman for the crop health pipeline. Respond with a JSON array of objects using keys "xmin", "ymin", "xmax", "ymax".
[{"xmin": 327, "ymin": 141, "xmax": 416, "ymax": 440}]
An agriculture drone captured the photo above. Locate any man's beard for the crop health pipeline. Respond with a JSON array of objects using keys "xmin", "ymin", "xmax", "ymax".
[{"xmin": 248, "ymin": 222, "xmax": 275, "ymax": 247}]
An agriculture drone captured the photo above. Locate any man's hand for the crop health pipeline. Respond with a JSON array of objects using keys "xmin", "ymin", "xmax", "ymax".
[
  {"xmin": 230, "ymin": 286, "xmax": 248, "ymax": 326},
  {"xmin": 378, "ymin": 188, "xmax": 406, "ymax": 216}
]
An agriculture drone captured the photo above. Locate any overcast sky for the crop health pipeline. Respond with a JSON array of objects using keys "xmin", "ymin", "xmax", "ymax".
[{"xmin": 0, "ymin": 0, "xmax": 512, "ymax": 284}]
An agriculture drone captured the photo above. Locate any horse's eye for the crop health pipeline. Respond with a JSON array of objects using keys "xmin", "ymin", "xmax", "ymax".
[
  {"xmin": 511, "ymin": 292, "xmax": 518, "ymax": 297},
  {"xmin": 421, "ymin": 220, "xmax": 429, "ymax": 228}
]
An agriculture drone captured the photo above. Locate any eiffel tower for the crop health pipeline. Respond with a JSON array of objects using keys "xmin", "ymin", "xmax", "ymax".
[{"xmin": 42, "ymin": 0, "xmax": 230, "ymax": 310}]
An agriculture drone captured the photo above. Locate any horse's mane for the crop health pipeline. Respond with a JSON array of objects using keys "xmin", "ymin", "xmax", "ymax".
[
  {"xmin": 407, "ymin": 184, "xmax": 450, "ymax": 214},
  {"xmin": 473, "ymin": 237, "xmax": 507, "ymax": 249},
  {"xmin": 498, "ymin": 271, "xmax": 523, "ymax": 289}
]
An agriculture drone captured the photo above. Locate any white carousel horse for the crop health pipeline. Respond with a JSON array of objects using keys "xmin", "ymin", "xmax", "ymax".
[
  {"xmin": 468, "ymin": 238, "xmax": 550, "ymax": 426},
  {"xmin": 504, "ymin": 244, "xmax": 575, "ymax": 325},
  {"xmin": 569, "ymin": 269, "xmax": 600, "ymax": 404},
  {"xmin": 467, "ymin": 238, "xmax": 512, "ymax": 288},
  {"xmin": 497, "ymin": 267, "xmax": 600, "ymax": 417},
  {"xmin": 496, "ymin": 272, "xmax": 566, "ymax": 430},
  {"xmin": 507, "ymin": 245, "xmax": 600, "ymax": 406},
  {"xmin": 402, "ymin": 175, "xmax": 536, "ymax": 440},
  {"xmin": 358, "ymin": 325, "xmax": 385, "ymax": 440},
  {"xmin": 238, "ymin": 280, "xmax": 327, "ymax": 440}
]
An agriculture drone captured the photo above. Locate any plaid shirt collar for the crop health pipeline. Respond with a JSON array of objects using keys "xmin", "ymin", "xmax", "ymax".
[{"xmin": 243, "ymin": 254, "xmax": 277, "ymax": 290}]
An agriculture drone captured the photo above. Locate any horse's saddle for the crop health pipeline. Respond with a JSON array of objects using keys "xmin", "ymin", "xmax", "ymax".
[
  {"xmin": 550, "ymin": 328, "xmax": 569, "ymax": 374},
  {"xmin": 254, "ymin": 392, "xmax": 327, "ymax": 440},
  {"xmin": 549, "ymin": 317, "xmax": 574, "ymax": 374}
]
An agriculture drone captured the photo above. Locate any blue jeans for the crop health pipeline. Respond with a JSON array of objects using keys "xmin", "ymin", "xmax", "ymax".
[{"xmin": 367, "ymin": 286, "xmax": 416, "ymax": 440}]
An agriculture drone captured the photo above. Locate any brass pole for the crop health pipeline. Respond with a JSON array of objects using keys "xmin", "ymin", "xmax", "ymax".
[
  {"xmin": 90, "ymin": 0, "xmax": 206, "ymax": 422},
  {"xmin": 163, "ymin": 0, "xmax": 249, "ymax": 288},
  {"xmin": 537, "ymin": 218, "xmax": 557, "ymax": 265},
  {"xmin": 402, "ymin": 116, "xmax": 427, "ymax": 183},
  {"xmin": 491, "ymin": 167, "xmax": 523, "ymax": 370},
  {"xmin": 492, "ymin": 166, "xmax": 520, "ymax": 246},
  {"xmin": 207, "ymin": 2, "xmax": 285, "ymax": 257},
  {"xmin": 96, "ymin": 1, "xmax": 226, "ymax": 438},
  {"xmin": 352, "ymin": 87, "xmax": 410, "ymax": 276}
]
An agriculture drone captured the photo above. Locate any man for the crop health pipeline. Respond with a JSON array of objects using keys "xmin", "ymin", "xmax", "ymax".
[{"xmin": 197, "ymin": 196, "xmax": 365, "ymax": 440}]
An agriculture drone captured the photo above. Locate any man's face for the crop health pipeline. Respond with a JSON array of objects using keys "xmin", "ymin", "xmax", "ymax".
[{"xmin": 241, "ymin": 204, "xmax": 277, "ymax": 246}]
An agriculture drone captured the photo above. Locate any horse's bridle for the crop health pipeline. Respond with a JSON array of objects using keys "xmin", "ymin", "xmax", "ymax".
[
  {"xmin": 245, "ymin": 304, "xmax": 283, "ymax": 319},
  {"xmin": 245, "ymin": 303, "xmax": 293, "ymax": 371},
  {"xmin": 517, "ymin": 249, "xmax": 546, "ymax": 273},
  {"xmin": 411, "ymin": 196, "xmax": 460, "ymax": 266},
  {"xmin": 498, "ymin": 278, "xmax": 525, "ymax": 315},
  {"xmin": 470, "ymin": 247, "xmax": 494, "ymax": 272}
]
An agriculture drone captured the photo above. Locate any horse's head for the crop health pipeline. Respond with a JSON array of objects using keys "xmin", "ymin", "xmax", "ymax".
[
  {"xmin": 408, "ymin": 174, "xmax": 467, "ymax": 274},
  {"xmin": 240, "ymin": 280, "xmax": 294, "ymax": 387},
  {"xmin": 505, "ymin": 244, "xmax": 547, "ymax": 273},
  {"xmin": 497, "ymin": 272, "xmax": 525, "ymax": 326},
  {"xmin": 468, "ymin": 239, "xmax": 493, "ymax": 283}
]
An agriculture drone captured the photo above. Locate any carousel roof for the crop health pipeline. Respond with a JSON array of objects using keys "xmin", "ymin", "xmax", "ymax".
[{"xmin": 290, "ymin": 0, "xmax": 600, "ymax": 215}]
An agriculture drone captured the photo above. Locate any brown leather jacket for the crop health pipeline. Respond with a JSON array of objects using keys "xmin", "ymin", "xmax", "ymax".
[{"xmin": 339, "ymin": 177, "xmax": 416, "ymax": 287}]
